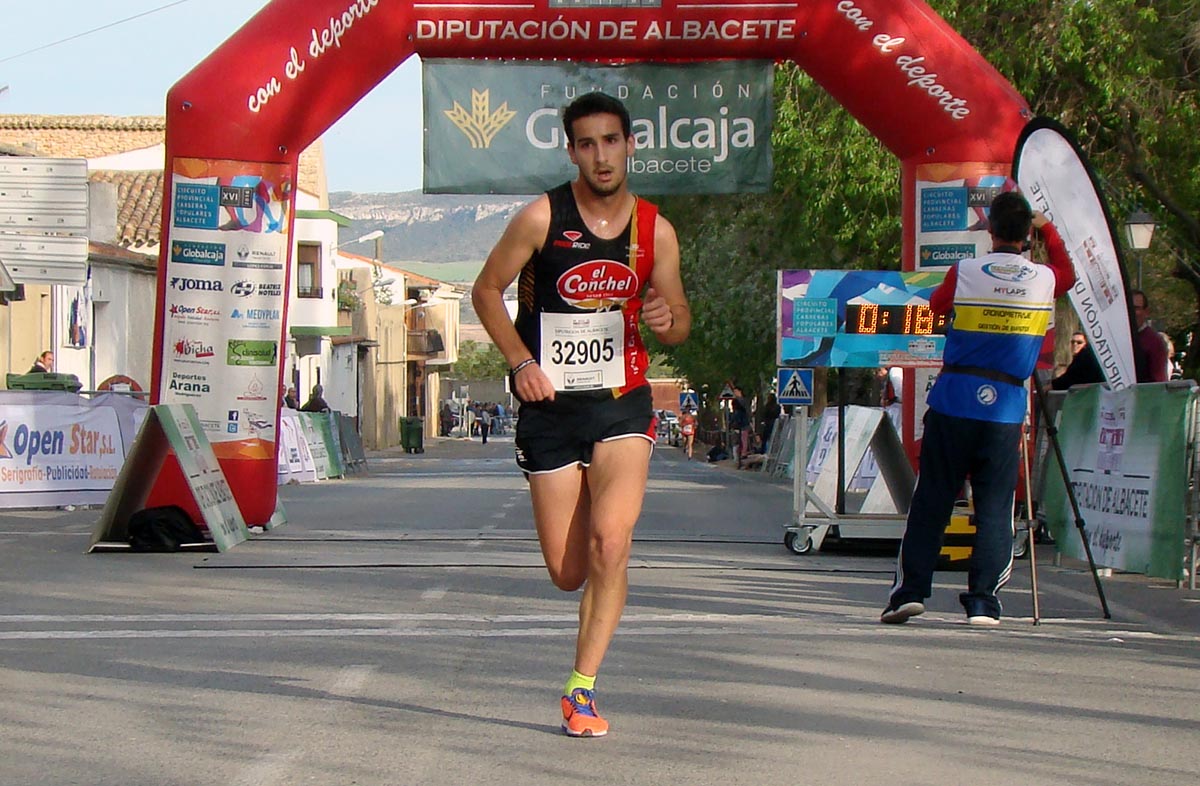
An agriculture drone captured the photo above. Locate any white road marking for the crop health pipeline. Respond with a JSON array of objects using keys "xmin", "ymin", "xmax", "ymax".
[
  {"xmin": 0, "ymin": 625, "xmax": 765, "ymax": 641},
  {"xmin": 0, "ymin": 611, "xmax": 1193, "ymax": 643},
  {"xmin": 0, "ymin": 612, "xmax": 768, "ymax": 623},
  {"xmin": 421, "ymin": 587, "xmax": 447, "ymax": 601}
]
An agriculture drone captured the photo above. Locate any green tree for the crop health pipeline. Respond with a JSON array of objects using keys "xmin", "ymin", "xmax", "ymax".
[
  {"xmin": 653, "ymin": 2, "xmax": 1200, "ymax": 383},
  {"xmin": 937, "ymin": 0, "xmax": 1200, "ymax": 373},
  {"xmin": 450, "ymin": 340, "xmax": 509, "ymax": 380},
  {"xmin": 650, "ymin": 62, "xmax": 898, "ymax": 399}
]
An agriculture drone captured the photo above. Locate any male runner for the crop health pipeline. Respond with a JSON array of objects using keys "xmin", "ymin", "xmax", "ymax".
[{"xmin": 472, "ymin": 92, "xmax": 690, "ymax": 737}]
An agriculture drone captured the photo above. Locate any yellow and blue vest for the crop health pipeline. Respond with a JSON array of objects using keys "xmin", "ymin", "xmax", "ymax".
[{"xmin": 928, "ymin": 252, "xmax": 1058, "ymax": 423}]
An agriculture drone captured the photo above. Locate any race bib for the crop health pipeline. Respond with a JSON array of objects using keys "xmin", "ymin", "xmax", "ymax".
[{"xmin": 540, "ymin": 311, "xmax": 625, "ymax": 391}]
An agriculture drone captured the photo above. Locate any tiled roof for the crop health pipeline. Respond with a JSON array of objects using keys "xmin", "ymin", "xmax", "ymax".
[
  {"xmin": 88, "ymin": 240, "xmax": 157, "ymax": 272},
  {"xmin": 90, "ymin": 169, "xmax": 164, "ymax": 249},
  {"xmin": 0, "ymin": 115, "xmax": 329, "ymax": 250},
  {"xmin": 0, "ymin": 115, "xmax": 166, "ymax": 159}
]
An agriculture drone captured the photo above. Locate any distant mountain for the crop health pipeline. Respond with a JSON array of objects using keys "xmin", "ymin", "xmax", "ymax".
[{"xmin": 331, "ymin": 190, "xmax": 531, "ymax": 276}]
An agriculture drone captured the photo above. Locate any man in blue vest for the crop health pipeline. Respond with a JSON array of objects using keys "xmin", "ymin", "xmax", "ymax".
[{"xmin": 882, "ymin": 191, "xmax": 1075, "ymax": 626}]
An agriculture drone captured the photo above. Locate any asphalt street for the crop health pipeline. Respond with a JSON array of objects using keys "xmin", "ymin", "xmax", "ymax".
[{"xmin": 1, "ymin": 432, "xmax": 1197, "ymax": 785}]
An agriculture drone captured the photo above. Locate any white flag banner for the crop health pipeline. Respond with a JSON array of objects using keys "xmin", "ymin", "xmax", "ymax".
[{"xmin": 1014, "ymin": 118, "xmax": 1137, "ymax": 390}]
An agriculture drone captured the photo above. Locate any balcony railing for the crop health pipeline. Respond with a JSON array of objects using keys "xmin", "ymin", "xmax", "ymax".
[{"xmin": 298, "ymin": 286, "xmax": 325, "ymax": 299}]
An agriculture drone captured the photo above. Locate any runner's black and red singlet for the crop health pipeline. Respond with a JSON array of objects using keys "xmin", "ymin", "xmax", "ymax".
[{"xmin": 514, "ymin": 182, "xmax": 657, "ymax": 398}]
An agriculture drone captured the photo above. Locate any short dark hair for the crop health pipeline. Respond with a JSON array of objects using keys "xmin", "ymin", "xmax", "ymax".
[
  {"xmin": 1131, "ymin": 289, "xmax": 1150, "ymax": 309},
  {"xmin": 987, "ymin": 191, "xmax": 1034, "ymax": 243},
  {"xmin": 562, "ymin": 92, "xmax": 631, "ymax": 145}
]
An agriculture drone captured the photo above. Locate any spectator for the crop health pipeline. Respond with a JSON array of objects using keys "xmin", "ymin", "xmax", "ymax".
[
  {"xmin": 1051, "ymin": 331, "xmax": 1105, "ymax": 390},
  {"xmin": 1131, "ymin": 290, "xmax": 1169, "ymax": 382},
  {"xmin": 28, "ymin": 350, "xmax": 53, "ymax": 373},
  {"xmin": 301, "ymin": 384, "xmax": 330, "ymax": 412},
  {"xmin": 1161, "ymin": 333, "xmax": 1183, "ymax": 380},
  {"xmin": 478, "ymin": 404, "xmax": 492, "ymax": 444},
  {"xmin": 758, "ymin": 393, "xmax": 780, "ymax": 453},
  {"xmin": 283, "ymin": 385, "xmax": 299, "ymax": 409},
  {"xmin": 730, "ymin": 386, "xmax": 751, "ymax": 463}
]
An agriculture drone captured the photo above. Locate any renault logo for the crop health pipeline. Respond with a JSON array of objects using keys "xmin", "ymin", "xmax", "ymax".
[{"xmin": 444, "ymin": 89, "xmax": 516, "ymax": 149}]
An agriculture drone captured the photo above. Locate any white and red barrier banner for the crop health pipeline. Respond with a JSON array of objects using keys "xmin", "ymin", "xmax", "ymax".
[
  {"xmin": 1014, "ymin": 118, "xmax": 1137, "ymax": 390},
  {"xmin": 0, "ymin": 394, "xmax": 132, "ymax": 508}
]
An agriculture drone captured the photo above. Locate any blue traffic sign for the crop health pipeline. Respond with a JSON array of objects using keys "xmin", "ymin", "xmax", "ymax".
[
  {"xmin": 679, "ymin": 391, "xmax": 699, "ymax": 411},
  {"xmin": 777, "ymin": 368, "xmax": 814, "ymax": 406}
]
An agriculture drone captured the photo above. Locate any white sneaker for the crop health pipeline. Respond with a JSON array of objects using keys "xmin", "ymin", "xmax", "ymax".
[
  {"xmin": 880, "ymin": 601, "xmax": 925, "ymax": 624},
  {"xmin": 967, "ymin": 615, "xmax": 1001, "ymax": 627}
]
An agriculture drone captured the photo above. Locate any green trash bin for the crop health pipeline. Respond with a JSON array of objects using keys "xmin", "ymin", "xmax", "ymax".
[
  {"xmin": 6, "ymin": 372, "xmax": 83, "ymax": 392},
  {"xmin": 401, "ymin": 416, "xmax": 424, "ymax": 454}
]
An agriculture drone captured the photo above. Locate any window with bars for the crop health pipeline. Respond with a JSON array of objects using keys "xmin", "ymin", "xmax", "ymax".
[{"xmin": 296, "ymin": 243, "xmax": 323, "ymax": 298}]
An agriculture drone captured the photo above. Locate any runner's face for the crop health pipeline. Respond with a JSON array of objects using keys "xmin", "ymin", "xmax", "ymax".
[{"xmin": 568, "ymin": 113, "xmax": 633, "ymax": 197}]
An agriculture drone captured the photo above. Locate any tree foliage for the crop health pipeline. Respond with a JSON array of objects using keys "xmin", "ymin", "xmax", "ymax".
[
  {"xmin": 943, "ymin": 0, "xmax": 1200, "ymax": 372},
  {"xmin": 449, "ymin": 340, "xmax": 509, "ymax": 380},
  {"xmin": 651, "ymin": 0, "xmax": 1200, "ymax": 387}
]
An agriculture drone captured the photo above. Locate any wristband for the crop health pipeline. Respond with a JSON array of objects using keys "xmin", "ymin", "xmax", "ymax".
[{"xmin": 511, "ymin": 358, "xmax": 537, "ymax": 376}]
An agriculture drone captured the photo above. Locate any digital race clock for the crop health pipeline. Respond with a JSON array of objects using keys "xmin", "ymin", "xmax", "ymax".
[
  {"xmin": 778, "ymin": 270, "xmax": 949, "ymax": 368},
  {"xmin": 843, "ymin": 303, "xmax": 949, "ymax": 336}
]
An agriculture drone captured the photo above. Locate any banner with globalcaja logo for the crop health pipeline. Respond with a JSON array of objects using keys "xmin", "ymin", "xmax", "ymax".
[
  {"xmin": 1043, "ymin": 382, "xmax": 1197, "ymax": 579},
  {"xmin": 913, "ymin": 162, "xmax": 1011, "ymax": 270},
  {"xmin": 0, "ymin": 391, "xmax": 144, "ymax": 508},
  {"xmin": 422, "ymin": 59, "xmax": 773, "ymax": 195},
  {"xmin": 159, "ymin": 158, "xmax": 291, "ymax": 459}
]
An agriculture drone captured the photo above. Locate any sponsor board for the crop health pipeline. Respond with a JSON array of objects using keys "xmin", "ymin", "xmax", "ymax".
[
  {"xmin": 423, "ymin": 60, "xmax": 772, "ymax": 195},
  {"xmin": 231, "ymin": 243, "xmax": 284, "ymax": 270},
  {"xmin": 169, "ymin": 303, "xmax": 222, "ymax": 324},
  {"xmin": 0, "ymin": 404, "xmax": 125, "ymax": 497},
  {"xmin": 918, "ymin": 243, "xmax": 975, "ymax": 267},
  {"xmin": 171, "ymin": 239, "xmax": 226, "ymax": 267},
  {"xmin": 227, "ymin": 339, "xmax": 278, "ymax": 367},
  {"xmin": 229, "ymin": 307, "xmax": 282, "ymax": 330},
  {"xmin": 230, "ymin": 280, "xmax": 284, "ymax": 299}
]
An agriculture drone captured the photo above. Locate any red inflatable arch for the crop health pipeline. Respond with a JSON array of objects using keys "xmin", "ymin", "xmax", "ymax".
[{"xmin": 148, "ymin": 0, "xmax": 1029, "ymax": 527}]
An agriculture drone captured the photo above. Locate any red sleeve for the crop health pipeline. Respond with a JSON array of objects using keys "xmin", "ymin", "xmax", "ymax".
[
  {"xmin": 1039, "ymin": 223, "xmax": 1076, "ymax": 297},
  {"xmin": 929, "ymin": 265, "xmax": 957, "ymax": 315}
]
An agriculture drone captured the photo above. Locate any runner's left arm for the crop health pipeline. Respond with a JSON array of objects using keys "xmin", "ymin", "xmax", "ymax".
[{"xmin": 643, "ymin": 214, "xmax": 690, "ymax": 346}]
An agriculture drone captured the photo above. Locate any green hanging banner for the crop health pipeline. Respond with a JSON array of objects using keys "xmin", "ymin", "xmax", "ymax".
[{"xmin": 423, "ymin": 59, "xmax": 774, "ymax": 195}]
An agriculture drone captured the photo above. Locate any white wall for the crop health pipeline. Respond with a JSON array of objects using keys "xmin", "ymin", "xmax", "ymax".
[
  {"xmin": 90, "ymin": 263, "xmax": 156, "ymax": 390},
  {"xmin": 284, "ymin": 191, "xmax": 344, "ymax": 410}
]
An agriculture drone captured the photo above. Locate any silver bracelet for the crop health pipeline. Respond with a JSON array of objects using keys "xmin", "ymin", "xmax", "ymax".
[{"xmin": 511, "ymin": 358, "xmax": 537, "ymax": 375}]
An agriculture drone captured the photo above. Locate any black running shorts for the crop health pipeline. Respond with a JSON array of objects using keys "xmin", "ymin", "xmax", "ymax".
[{"xmin": 514, "ymin": 385, "xmax": 655, "ymax": 474}]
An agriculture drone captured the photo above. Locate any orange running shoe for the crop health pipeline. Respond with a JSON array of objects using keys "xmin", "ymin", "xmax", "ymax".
[{"xmin": 561, "ymin": 688, "xmax": 609, "ymax": 737}]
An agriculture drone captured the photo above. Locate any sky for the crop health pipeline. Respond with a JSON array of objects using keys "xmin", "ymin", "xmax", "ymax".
[{"xmin": 0, "ymin": 0, "xmax": 424, "ymax": 193}]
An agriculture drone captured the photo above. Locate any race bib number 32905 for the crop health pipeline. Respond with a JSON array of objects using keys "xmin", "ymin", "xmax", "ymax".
[{"xmin": 540, "ymin": 311, "xmax": 625, "ymax": 391}]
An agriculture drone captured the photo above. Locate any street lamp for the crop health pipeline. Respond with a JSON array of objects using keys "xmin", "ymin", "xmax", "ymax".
[
  {"xmin": 336, "ymin": 229, "xmax": 384, "ymax": 250},
  {"xmin": 1124, "ymin": 208, "xmax": 1157, "ymax": 289}
]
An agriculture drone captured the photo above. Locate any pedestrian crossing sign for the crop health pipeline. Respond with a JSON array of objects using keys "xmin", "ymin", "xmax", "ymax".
[
  {"xmin": 777, "ymin": 368, "xmax": 814, "ymax": 406},
  {"xmin": 679, "ymin": 391, "xmax": 699, "ymax": 411}
]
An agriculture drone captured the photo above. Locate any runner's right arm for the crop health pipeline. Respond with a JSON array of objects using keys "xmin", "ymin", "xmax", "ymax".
[{"xmin": 473, "ymin": 196, "xmax": 558, "ymax": 403}]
